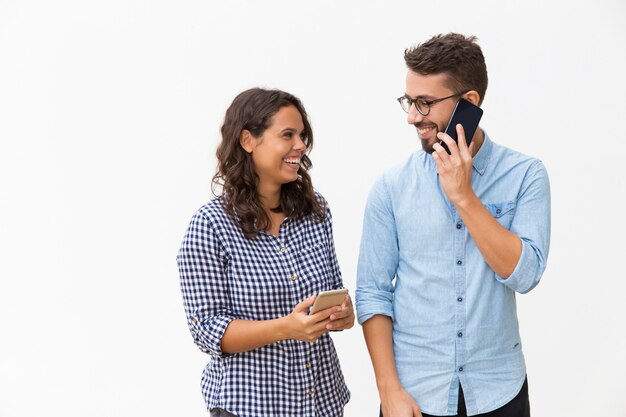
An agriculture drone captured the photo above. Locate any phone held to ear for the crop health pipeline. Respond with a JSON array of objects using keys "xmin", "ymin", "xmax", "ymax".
[
  {"xmin": 309, "ymin": 289, "xmax": 348, "ymax": 314},
  {"xmin": 440, "ymin": 98, "xmax": 483, "ymax": 154}
]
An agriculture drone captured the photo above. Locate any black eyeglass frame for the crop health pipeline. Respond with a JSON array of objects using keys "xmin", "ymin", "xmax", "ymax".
[{"xmin": 397, "ymin": 90, "xmax": 470, "ymax": 116}]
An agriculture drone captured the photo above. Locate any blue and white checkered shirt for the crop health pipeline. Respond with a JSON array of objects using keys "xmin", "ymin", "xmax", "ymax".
[{"xmin": 177, "ymin": 194, "xmax": 350, "ymax": 417}]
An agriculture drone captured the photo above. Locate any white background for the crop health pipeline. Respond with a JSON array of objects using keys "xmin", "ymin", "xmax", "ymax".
[{"xmin": 1, "ymin": 1, "xmax": 625, "ymax": 416}]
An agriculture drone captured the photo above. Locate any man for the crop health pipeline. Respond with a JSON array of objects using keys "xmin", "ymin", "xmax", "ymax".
[{"xmin": 355, "ymin": 33, "xmax": 550, "ymax": 417}]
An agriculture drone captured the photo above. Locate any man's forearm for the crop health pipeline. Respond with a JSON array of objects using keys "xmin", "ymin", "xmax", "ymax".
[
  {"xmin": 362, "ymin": 315, "xmax": 403, "ymax": 391},
  {"xmin": 455, "ymin": 193, "xmax": 522, "ymax": 278}
]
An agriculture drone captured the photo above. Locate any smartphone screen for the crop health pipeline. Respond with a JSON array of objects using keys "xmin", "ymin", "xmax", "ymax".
[{"xmin": 440, "ymin": 98, "xmax": 483, "ymax": 154}]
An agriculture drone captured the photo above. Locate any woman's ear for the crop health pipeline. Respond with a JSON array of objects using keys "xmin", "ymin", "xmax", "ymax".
[
  {"xmin": 463, "ymin": 90, "xmax": 481, "ymax": 106},
  {"xmin": 240, "ymin": 130, "xmax": 254, "ymax": 153}
]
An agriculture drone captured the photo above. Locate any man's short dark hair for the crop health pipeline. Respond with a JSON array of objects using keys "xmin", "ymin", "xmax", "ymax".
[{"xmin": 404, "ymin": 33, "xmax": 488, "ymax": 105}]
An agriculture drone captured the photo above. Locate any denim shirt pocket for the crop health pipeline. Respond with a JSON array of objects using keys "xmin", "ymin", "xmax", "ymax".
[{"xmin": 485, "ymin": 200, "xmax": 516, "ymax": 229}]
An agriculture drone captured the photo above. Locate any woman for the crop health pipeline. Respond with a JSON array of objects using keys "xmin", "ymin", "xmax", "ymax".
[{"xmin": 177, "ymin": 88, "xmax": 353, "ymax": 417}]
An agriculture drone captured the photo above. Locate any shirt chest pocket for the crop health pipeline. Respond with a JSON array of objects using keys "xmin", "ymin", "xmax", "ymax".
[
  {"xmin": 485, "ymin": 200, "xmax": 516, "ymax": 230},
  {"xmin": 296, "ymin": 243, "xmax": 332, "ymax": 294}
]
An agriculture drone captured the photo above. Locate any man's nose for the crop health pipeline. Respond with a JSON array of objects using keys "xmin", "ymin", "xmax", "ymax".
[{"xmin": 407, "ymin": 103, "xmax": 424, "ymax": 125}]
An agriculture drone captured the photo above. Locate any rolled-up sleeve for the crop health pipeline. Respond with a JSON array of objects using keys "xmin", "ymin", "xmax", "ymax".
[
  {"xmin": 496, "ymin": 160, "xmax": 551, "ymax": 293},
  {"xmin": 177, "ymin": 210, "xmax": 234, "ymax": 357},
  {"xmin": 356, "ymin": 175, "xmax": 398, "ymax": 324}
]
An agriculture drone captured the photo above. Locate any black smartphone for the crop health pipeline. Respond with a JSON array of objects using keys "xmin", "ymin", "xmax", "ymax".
[{"xmin": 440, "ymin": 98, "xmax": 483, "ymax": 154}]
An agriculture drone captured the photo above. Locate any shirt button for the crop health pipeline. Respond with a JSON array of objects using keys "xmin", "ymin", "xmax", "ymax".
[
  {"xmin": 291, "ymin": 274, "xmax": 297, "ymax": 281},
  {"xmin": 457, "ymin": 297, "xmax": 463, "ymax": 302},
  {"xmin": 191, "ymin": 317, "xmax": 198, "ymax": 324},
  {"xmin": 305, "ymin": 362, "xmax": 310, "ymax": 369},
  {"xmin": 496, "ymin": 208, "xmax": 502, "ymax": 214},
  {"xmin": 457, "ymin": 332, "xmax": 463, "ymax": 338},
  {"xmin": 456, "ymin": 260, "xmax": 463, "ymax": 265},
  {"xmin": 280, "ymin": 247, "xmax": 286, "ymax": 253},
  {"xmin": 458, "ymin": 366, "xmax": 464, "ymax": 372},
  {"xmin": 307, "ymin": 389, "xmax": 314, "ymax": 397},
  {"xmin": 456, "ymin": 223, "xmax": 462, "ymax": 229}
]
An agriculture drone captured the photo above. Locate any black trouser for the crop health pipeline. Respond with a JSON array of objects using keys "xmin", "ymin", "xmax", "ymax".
[{"xmin": 379, "ymin": 377, "xmax": 530, "ymax": 417}]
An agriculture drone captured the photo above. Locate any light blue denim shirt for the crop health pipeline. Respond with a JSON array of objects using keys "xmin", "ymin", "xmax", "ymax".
[{"xmin": 356, "ymin": 133, "xmax": 550, "ymax": 416}]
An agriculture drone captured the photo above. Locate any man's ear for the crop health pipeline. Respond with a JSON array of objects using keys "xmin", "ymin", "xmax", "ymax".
[
  {"xmin": 463, "ymin": 90, "xmax": 481, "ymax": 106},
  {"xmin": 240, "ymin": 130, "xmax": 254, "ymax": 153}
]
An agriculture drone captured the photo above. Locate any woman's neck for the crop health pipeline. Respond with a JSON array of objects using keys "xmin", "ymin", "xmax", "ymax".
[
  {"xmin": 258, "ymin": 182, "xmax": 281, "ymax": 212},
  {"xmin": 257, "ymin": 183, "xmax": 283, "ymax": 237}
]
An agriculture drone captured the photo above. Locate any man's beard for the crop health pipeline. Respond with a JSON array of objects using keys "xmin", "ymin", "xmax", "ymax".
[
  {"xmin": 421, "ymin": 137, "xmax": 438, "ymax": 154},
  {"xmin": 415, "ymin": 122, "xmax": 443, "ymax": 154}
]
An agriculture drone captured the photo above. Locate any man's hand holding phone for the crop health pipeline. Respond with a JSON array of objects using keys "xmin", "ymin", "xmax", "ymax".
[{"xmin": 432, "ymin": 123, "xmax": 476, "ymax": 206}]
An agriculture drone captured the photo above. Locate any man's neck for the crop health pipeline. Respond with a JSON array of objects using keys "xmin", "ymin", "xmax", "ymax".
[{"xmin": 471, "ymin": 128, "xmax": 485, "ymax": 157}]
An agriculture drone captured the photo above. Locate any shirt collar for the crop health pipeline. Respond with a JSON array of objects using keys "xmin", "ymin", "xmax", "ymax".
[{"xmin": 471, "ymin": 130, "xmax": 493, "ymax": 176}]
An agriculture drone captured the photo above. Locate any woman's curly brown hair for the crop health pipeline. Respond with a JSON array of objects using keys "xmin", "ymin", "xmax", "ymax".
[{"xmin": 212, "ymin": 88, "xmax": 325, "ymax": 239}]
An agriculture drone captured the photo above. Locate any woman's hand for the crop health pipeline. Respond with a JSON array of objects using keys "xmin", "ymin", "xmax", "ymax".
[
  {"xmin": 326, "ymin": 295, "xmax": 355, "ymax": 331},
  {"xmin": 282, "ymin": 295, "xmax": 341, "ymax": 342}
]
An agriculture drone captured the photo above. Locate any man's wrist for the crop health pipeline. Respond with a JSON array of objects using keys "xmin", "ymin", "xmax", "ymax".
[
  {"xmin": 454, "ymin": 190, "xmax": 479, "ymax": 211},
  {"xmin": 377, "ymin": 377, "xmax": 403, "ymax": 393}
]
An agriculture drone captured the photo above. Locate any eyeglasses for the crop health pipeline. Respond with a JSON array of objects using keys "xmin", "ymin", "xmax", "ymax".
[{"xmin": 397, "ymin": 90, "xmax": 469, "ymax": 116}]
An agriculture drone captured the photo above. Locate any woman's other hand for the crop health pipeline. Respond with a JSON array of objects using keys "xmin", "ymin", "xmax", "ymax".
[{"xmin": 326, "ymin": 295, "xmax": 355, "ymax": 331}]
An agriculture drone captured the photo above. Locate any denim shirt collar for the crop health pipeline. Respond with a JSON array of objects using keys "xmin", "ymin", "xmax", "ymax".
[{"xmin": 472, "ymin": 130, "xmax": 493, "ymax": 176}]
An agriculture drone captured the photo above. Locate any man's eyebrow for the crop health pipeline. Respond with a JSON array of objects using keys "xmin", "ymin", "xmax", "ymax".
[{"xmin": 405, "ymin": 93, "xmax": 435, "ymax": 100}]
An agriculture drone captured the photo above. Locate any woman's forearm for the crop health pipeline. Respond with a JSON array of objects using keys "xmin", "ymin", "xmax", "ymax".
[{"xmin": 220, "ymin": 317, "xmax": 289, "ymax": 354}]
